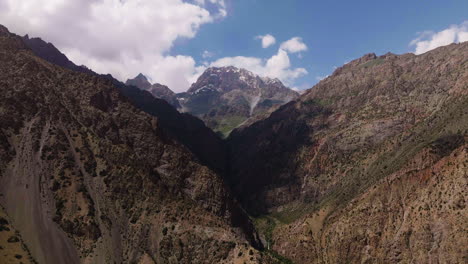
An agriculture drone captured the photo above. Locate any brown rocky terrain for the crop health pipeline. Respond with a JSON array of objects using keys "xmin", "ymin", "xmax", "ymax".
[
  {"xmin": 228, "ymin": 43, "xmax": 468, "ymax": 262},
  {"xmin": 0, "ymin": 206, "xmax": 36, "ymax": 264},
  {"xmin": 0, "ymin": 25, "xmax": 280, "ymax": 264}
]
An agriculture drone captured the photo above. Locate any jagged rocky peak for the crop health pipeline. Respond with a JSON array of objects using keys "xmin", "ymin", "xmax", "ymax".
[
  {"xmin": 188, "ymin": 66, "xmax": 291, "ymax": 94},
  {"xmin": 126, "ymin": 73, "xmax": 152, "ymax": 90},
  {"xmin": 136, "ymin": 72, "xmax": 147, "ymax": 79},
  {"xmin": 181, "ymin": 65, "xmax": 299, "ymax": 137},
  {"xmin": 133, "ymin": 72, "xmax": 150, "ymax": 82},
  {"xmin": 126, "ymin": 73, "xmax": 179, "ymax": 107}
]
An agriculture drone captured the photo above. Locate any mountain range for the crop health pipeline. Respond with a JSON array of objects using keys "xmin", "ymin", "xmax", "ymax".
[
  {"xmin": 126, "ymin": 66, "xmax": 299, "ymax": 137},
  {"xmin": 125, "ymin": 74, "xmax": 181, "ymax": 109},
  {"xmin": 0, "ymin": 24, "xmax": 467, "ymax": 264}
]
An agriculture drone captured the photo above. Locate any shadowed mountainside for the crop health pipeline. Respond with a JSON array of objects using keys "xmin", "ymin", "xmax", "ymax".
[
  {"xmin": 21, "ymin": 32, "xmax": 227, "ymax": 174},
  {"xmin": 0, "ymin": 25, "xmax": 277, "ymax": 264}
]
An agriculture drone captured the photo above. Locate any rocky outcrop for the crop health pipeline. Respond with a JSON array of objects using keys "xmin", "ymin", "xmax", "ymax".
[
  {"xmin": 0, "ymin": 26, "xmax": 269, "ymax": 264},
  {"xmin": 180, "ymin": 66, "xmax": 299, "ymax": 137}
]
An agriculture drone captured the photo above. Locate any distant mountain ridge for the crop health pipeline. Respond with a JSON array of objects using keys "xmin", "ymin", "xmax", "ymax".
[
  {"xmin": 126, "ymin": 66, "xmax": 300, "ymax": 137},
  {"xmin": 179, "ymin": 66, "xmax": 299, "ymax": 137},
  {"xmin": 126, "ymin": 73, "xmax": 181, "ymax": 108}
]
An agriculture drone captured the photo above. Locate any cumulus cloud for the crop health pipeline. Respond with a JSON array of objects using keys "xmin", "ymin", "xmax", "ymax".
[
  {"xmin": 0, "ymin": 0, "xmax": 309, "ymax": 91},
  {"xmin": 193, "ymin": 0, "xmax": 227, "ymax": 18},
  {"xmin": 280, "ymin": 37, "xmax": 308, "ymax": 53},
  {"xmin": 210, "ymin": 49, "xmax": 308, "ymax": 86},
  {"xmin": 410, "ymin": 21, "xmax": 468, "ymax": 55},
  {"xmin": 202, "ymin": 50, "xmax": 215, "ymax": 59},
  {"xmin": 0, "ymin": 0, "xmax": 226, "ymax": 92},
  {"xmin": 256, "ymin": 34, "xmax": 276, "ymax": 48}
]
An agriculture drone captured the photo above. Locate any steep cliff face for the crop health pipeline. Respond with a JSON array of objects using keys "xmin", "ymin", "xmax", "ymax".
[
  {"xmin": 228, "ymin": 43, "xmax": 468, "ymax": 262},
  {"xmin": 0, "ymin": 26, "xmax": 269, "ymax": 264},
  {"xmin": 180, "ymin": 66, "xmax": 299, "ymax": 137}
]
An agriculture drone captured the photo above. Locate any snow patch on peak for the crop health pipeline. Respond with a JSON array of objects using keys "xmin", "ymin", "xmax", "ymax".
[
  {"xmin": 193, "ymin": 84, "xmax": 219, "ymax": 94},
  {"xmin": 260, "ymin": 76, "xmax": 282, "ymax": 85}
]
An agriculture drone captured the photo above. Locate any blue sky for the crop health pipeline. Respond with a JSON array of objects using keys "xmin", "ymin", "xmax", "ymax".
[
  {"xmin": 1, "ymin": 0, "xmax": 466, "ymax": 92},
  {"xmin": 173, "ymin": 0, "xmax": 468, "ymax": 89}
]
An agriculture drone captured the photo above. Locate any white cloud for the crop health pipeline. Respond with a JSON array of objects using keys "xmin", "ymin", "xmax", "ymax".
[
  {"xmin": 280, "ymin": 37, "xmax": 308, "ymax": 53},
  {"xmin": 210, "ymin": 49, "xmax": 308, "ymax": 86},
  {"xmin": 194, "ymin": 0, "xmax": 226, "ymax": 18},
  {"xmin": 410, "ymin": 21, "xmax": 468, "ymax": 55},
  {"xmin": 202, "ymin": 50, "xmax": 215, "ymax": 59},
  {"xmin": 256, "ymin": 34, "xmax": 276, "ymax": 48},
  {"xmin": 0, "ymin": 0, "xmax": 226, "ymax": 92},
  {"xmin": 0, "ymin": 0, "xmax": 311, "ymax": 92}
]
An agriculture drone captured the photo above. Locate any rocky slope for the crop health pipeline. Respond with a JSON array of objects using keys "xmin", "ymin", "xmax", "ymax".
[
  {"xmin": 126, "ymin": 74, "xmax": 180, "ymax": 108},
  {"xmin": 0, "ymin": 206, "xmax": 36, "ymax": 264},
  {"xmin": 228, "ymin": 43, "xmax": 468, "ymax": 263},
  {"xmin": 0, "ymin": 25, "xmax": 277, "ymax": 264},
  {"xmin": 179, "ymin": 66, "xmax": 299, "ymax": 137},
  {"xmin": 20, "ymin": 31, "xmax": 227, "ymax": 175},
  {"xmin": 22, "ymin": 34, "xmax": 94, "ymax": 75}
]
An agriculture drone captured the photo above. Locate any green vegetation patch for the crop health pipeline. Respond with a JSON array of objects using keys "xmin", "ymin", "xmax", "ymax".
[
  {"xmin": 214, "ymin": 115, "xmax": 246, "ymax": 138},
  {"xmin": 323, "ymin": 96, "xmax": 468, "ymax": 212},
  {"xmin": 302, "ymin": 98, "xmax": 335, "ymax": 107},
  {"xmin": 360, "ymin": 58, "xmax": 385, "ymax": 68},
  {"xmin": 253, "ymin": 215, "xmax": 296, "ymax": 263}
]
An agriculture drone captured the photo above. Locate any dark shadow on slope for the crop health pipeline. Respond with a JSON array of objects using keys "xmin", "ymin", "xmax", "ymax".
[{"xmin": 22, "ymin": 35, "xmax": 227, "ymax": 174}]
